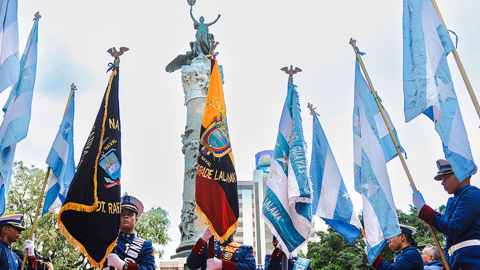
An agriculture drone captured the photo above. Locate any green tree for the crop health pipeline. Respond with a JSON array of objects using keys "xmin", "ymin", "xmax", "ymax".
[
  {"xmin": 306, "ymin": 206, "xmax": 446, "ymax": 269},
  {"xmin": 306, "ymin": 227, "xmax": 369, "ymax": 270},
  {"xmin": 135, "ymin": 206, "xmax": 171, "ymax": 259},
  {"xmin": 6, "ymin": 162, "xmax": 171, "ymax": 269},
  {"xmin": 6, "ymin": 161, "xmax": 89, "ymax": 269}
]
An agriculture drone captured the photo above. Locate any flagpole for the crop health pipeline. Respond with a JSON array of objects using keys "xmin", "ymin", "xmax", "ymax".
[
  {"xmin": 349, "ymin": 38, "xmax": 451, "ymax": 270},
  {"xmin": 20, "ymin": 167, "xmax": 51, "ymax": 269},
  {"xmin": 20, "ymin": 83, "xmax": 76, "ymax": 269},
  {"xmin": 429, "ymin": 0, "xmax": 480, "ymax": 120}
]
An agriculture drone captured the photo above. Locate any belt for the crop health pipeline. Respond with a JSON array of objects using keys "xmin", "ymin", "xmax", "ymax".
[{"xmin": 448, "ymin": 239, "xmax": 480, "ymax": 256}]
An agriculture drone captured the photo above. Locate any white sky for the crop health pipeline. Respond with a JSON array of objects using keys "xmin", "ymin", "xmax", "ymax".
[{"xmin": 11, "ymin": 0, "xmax": 480, "ymax": 262}]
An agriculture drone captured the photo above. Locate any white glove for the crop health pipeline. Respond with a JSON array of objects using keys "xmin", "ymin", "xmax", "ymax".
[
  {"xmin": 411, "ymin": 184, "xmax": 426, "ymax": 210},
  {"xmin": 207, "ymin": 257, "xmax": 223, "ymax": 270},
  {"xmin": 24, "ymin": 234, "xmax": 35, "ymax": 257},
  {"xmin": 201, "ymin": 226, "xmax": 213, "ymax": 241},
  {"xmin": 107, "ymin": 253, "xmax": 125, "ymax": 269}
]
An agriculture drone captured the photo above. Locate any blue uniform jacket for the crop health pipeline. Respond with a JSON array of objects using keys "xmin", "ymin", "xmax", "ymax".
[
  {"xmin": 114, "ymin": 233, "xmax": 155, "ymax": 270},
  {"xmin": 0, "ymin": 241, "xmax": 36, "ymax": 270},
  {"xmin": 419, "ymin": 185, "xmax": 480, "ymax": 269},
  {"xmin": 424, "ymin": 261, "xmax": 443, "ymax": 270},
  {"xmin": 187, "ymin": 238, "xmax": 256, "ymax": 270},
  {"xmin": 373, "ymin": 245, "xmax": 423, "ymax": 270},
  {"xmin": 264, "ymin": 254, "xmax": 312, "ymax": 270}
]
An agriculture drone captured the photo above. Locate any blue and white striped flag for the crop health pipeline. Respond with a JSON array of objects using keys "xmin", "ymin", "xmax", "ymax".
[
  {"xmin": 0, "ymin": 16, "xmax": 38, "ymax": 215},
  {"xmin": 353, "ymin": 59, "xmax": 400, "ymax": 264},
  {"xmin": 0, "ymin": 0, "xmax": 19, "ymax": 93},
  {"xmin": 42, "ymin": 91, "xmax": 75, "ymax": 216},
  {"xmin": 310, "ymin": 108, "xmax": 362, "ymax": 244},
  {"xmin": 403, "ymin": 0, "xmax": 475, "ymax": 182},
  {"xmin": 262, "ymin": 79, "xmax": 313, "ymax": 257}
]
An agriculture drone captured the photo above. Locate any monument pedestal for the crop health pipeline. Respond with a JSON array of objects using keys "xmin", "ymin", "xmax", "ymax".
[{"xmin": 170, "ymin": 54, "xmax": 223, "ymax": 260}]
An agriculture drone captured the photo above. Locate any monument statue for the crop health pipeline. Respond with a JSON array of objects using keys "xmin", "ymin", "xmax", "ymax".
[
  {"xmin": 190, "ymin": 6, "xmax": 220, "ymax": 57},
  {"xmin": 165, "ymin": 2, "xmax": 220, "ymax": 73}
]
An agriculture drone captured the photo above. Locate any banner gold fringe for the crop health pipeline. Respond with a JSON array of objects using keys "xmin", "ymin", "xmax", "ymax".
[
  {"xmin": 195, "ymin": 205, "xmax": 238, "ymax": 244},
  {"xmin": 57, "ymin": 69, "xmax": 118, "ymax": 268}
]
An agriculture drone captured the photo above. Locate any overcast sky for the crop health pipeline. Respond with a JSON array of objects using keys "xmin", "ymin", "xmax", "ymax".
[{"xmin": 11, "ymin": 0, "xmax": 480, "ymax": 261}]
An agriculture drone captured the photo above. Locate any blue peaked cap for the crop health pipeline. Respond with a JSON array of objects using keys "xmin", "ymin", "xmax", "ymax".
[
  {"xmin": 121, "ymin": 195, "xmax": 144, "ymax": 217},
  {"xmin": 435, "ymin": 159, "xmax": 477, "ymax": 180},
  {"xmin": 399, "ymin": 224, "xmax": 416, "ymax": 236},
  {"xmin": 0, "ymin": 214, "xmax": 25, "ymax": 230}
]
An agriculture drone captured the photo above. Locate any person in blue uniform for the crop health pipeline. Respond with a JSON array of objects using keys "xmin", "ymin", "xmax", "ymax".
[
  {"xmin": 106, "ymin": 195, "xmax": 155, "ymax": 270},
  {"xmin": 412, "ymin": 159, "xmax": 480, "ymax": 269},
  {"xmin": 421, "ymin": 245, "xmax": 443, "ymax": 270},
  {"xmin": 0, "ymin": 214, "xmax": 37, "ymax": 269},
  {"xmin": 187, "ymin": 226, "xmax": 256, "ymax": 270},
  {"xmin": 371, "ymin": 224, "xmax": 423, "ymax": 270},
  {"xmin": 264, "ymin": 236, "xmax": 311, "ymax": 270}
]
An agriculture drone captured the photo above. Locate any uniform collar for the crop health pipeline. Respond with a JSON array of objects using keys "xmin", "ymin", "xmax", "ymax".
[
  {"xmin": 120, "ymin": 232, "xmax": 135, "ymax": 238},
  {"xmin": 219, "ymin": 238, "xmax": 234, "ymax": 247},
  {"xmin": 0, "ymin": 240, "xmax": 11, "ymax": 249},
  {"xmin": 454, "ymin": 185, "xmax": 470, "ymax": 197}
]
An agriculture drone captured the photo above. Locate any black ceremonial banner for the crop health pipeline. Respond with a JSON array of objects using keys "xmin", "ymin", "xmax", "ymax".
[{"xmin": 58, "ymin": 65, "xmax": 122, "ymax": 268}]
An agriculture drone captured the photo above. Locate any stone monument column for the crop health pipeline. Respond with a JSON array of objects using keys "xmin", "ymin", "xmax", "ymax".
[{"xmin": 173, "ymin": 54, "xmax": 211, "ymax": 259}]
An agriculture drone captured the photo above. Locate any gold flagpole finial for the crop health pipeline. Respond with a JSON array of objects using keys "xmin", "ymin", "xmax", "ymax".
[
  {"xmin": 107, "ymin": 47, "xmax": 129, "ymax": 67},
  {"xmin": 71, "ymin": 83, "xmax": 77, "ymax": 91},
  {"xmin": 307, "ymin": 103, "xmax": 318, "ymax": 117},
  {"xmin": 281, "ymin": 65, "xmax": 302, "ymax": 83},
  {"xmin": 206, "ymin": 40, "xmax": 219, "ymax": 60},
  {"xmin": 34, "ymin": 12, "xmax": 41, "ymax": 21}
]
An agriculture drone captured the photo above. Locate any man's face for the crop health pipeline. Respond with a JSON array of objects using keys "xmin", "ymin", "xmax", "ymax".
[
  {"xmin": 387, "ymin": 234, "xmax": 403, "ymax": 252},
  {"xmin": 272, "ymin": 239, "xmax": 279, "ymax": 247},
  {"xmin": 120, "ymin": 209, "xmax": 137, "ymax": 233},
  {"xmin": 4, "ymin": 225, "xmax": 22, "ymax": 244},
  {"xmin": 421, "ymin": 248, "xmax": 433, "ymax": 265},
  {"xmin": 441, "ymin": 173, "xmax": 461, "ymax": 194}
]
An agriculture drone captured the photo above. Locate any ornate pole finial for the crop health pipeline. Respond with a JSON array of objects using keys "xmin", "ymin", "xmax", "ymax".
[
  {"xmin": 281, "ymin": 65, "xmax": 302, "ymax": 82},
  {"xmin": 207, "ymin": 41, "xmax": 219, "ymax": 60},
  {"xmin": 188, "ymin": 0, "xmax": 196, "ymax": 6},
  {"xmin": 71, "ymin": 83, "xmax": 77, "ymax": 91},
  {"xmin": 107, "ymin": 47, "xmax": 129, "ymax": 67},
  {"xmin": 307, "ymin": 103, "xmax": 318, "ymax": 116},
  {"xmin": 34, "ymin": 12, "xmax": 41, "ymax": 21}
]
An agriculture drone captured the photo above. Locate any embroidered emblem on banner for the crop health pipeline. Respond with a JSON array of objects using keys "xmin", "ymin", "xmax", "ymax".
[
  {"xmin": 99, "ymin": 149, "xmax": 121, "ymax": 180},
  {"xmin": 200, "ymin": 114, "xmax": 231, "ymax": 158}
]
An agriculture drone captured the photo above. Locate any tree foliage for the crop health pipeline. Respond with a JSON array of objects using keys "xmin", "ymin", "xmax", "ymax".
[
  {"xmin": 6, "ymin": 162, "xmax": 171, "ymax": 269},
  {"xmin": 135, "ymin": 206, "xmax": 171, "ymax": 259},
  {"xmin": 306, "ymin": 206, "xmax": 446, "ymax": 269}
]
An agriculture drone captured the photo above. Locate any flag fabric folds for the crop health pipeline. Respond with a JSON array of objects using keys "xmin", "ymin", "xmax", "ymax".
[
  {"xmin": 0, "ymin": 16, "xmax": 38, "ymax": 216},
  {"xmin": 0, "ymin": 0, "xmax": 19, "ymax": 93},
  {"xmin": 310, "ymin": 109, "xmax": 362, "ymax": 244},
  {"xmin": 353, "ymin": 59, "xmax": 400, "ymax": 264},
  {"xmin": 42, "ymin": 91, "xmax": 75, "ymax": 216},
  {"xmin": 403, "ymin": 0, "xmax": 475, "ymax": 182},
  {"xmin": 262, "ymin": 78, "xmax": 312, "ymax": 257},
  {"xmin": 195, "ymin": 60, "xmax": 239, "ymax": 243},
  {"xmin": 58, "ymin": 63, "xmax": 121, "ymax": 268}
]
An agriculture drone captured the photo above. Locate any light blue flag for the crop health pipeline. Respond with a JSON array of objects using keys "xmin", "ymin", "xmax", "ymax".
[
  {"xmin": 403, "ymin": 0, "xmax": 476, "ymax": 182},
  {"xmin": 42, "ymin": 91, "xmax": 75, "ymax": 216},
  {"xmin": 262, "ymin": 79, "xmax": 313, "ymax": 257},
  {"xmin": 0, "ymin": 16, "xmax": 38, "ymax": 215},
  {"xmin": 310, "ymin": 109, "xmax": 362, "ymax": 244},
  {"xmin": 353, "ymin": 59, "xmax": 401, "ymax": 264},
  {"xmin": 0, "ymin": 0, "xmax": 19, "ymax": 93}
]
